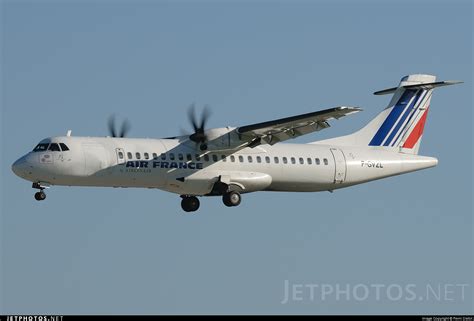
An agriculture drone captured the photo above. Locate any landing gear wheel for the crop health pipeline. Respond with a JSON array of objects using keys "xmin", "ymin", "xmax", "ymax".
[
  {"xmin": 34, "ymin": 191, "xmax": 46, "ymax": 201},
  {"xmin": 223, "ymin": 191, "xmax": 241, "ymax": 207},
  {"xmin": 181, "ymin": 196, "xmax": 200, "ymax": 212}
]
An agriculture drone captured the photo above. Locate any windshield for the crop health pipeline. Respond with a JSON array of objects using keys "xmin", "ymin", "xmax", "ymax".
[
  {"xmin": 32, "ymin": 143, "xmax": 49, "ymax": 152},
  {"xmin": 48, "ymin": 143, "xmax": 60, "ymax": 151}
]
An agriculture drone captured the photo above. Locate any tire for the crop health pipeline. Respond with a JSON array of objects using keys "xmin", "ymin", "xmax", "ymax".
[
  {"xmin": 34, "ymin": 191, "xmax": 46, "ymax": 201},
  {"xmin": 223, "ymin": 194, "xmax": 233, "ymax": 207},
  {"xmin": 181, "ymin": 196, "xmax": 200, "ymax": 212},
  {"xmin": 223, "ymin": 191, "xmax": 241, "ymax": 207}
]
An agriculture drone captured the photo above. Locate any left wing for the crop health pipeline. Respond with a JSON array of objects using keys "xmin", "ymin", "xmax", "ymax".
[{"xmin": 236, "ymin": 106, "xmax": 361, "ymax": 146}]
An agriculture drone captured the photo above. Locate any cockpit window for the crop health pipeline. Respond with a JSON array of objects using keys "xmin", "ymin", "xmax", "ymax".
[
  {"xmin": 48, "ymin": 143, "xmax": 61, "ymax": 151},
  {"xmin": 59, "ymin": 143, "xmax": 70, "ymax": 151},
  {"xmin": 33, "ymin": 143, "xmax": 49, "ymax": 152}
]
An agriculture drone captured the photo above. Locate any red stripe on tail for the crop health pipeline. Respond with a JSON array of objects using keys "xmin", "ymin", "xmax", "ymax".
[{"xmin": 402, "ymin": 107, "xmax": 429, "ymax": 149}]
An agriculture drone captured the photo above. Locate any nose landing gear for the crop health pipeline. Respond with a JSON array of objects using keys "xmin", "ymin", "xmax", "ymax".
[
  {"xmin": 32, "ymin": 182, "xmax": 47, "ymax": 201},
  {"xmin": 34, "ymin": 191, "xmax": 46, "ymax": 201}
]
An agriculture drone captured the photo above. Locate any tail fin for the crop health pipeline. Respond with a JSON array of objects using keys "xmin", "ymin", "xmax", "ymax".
[{"xmin": 315, "ymin": 74, "xmax": 462, "ymax": 154}]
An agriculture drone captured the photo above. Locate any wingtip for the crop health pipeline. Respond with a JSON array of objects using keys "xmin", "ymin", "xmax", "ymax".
[
  {"xmin": 445, "ymin": 80, "xmax": 463, "ymax": 85},
  {"xmin": 340, "ymin": 106, "xmax": 363, "ymax": 112}
]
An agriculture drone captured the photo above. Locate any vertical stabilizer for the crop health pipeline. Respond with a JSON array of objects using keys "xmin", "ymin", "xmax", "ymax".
[{"xmin": 314, "ymin": 74, "xmax": 462, "ymax": 155}]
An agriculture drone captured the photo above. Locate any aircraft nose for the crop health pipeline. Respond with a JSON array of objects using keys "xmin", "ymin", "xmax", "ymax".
[{"xmin": 12, "ymin": 156, "xmax": 28, "ymax": 178}]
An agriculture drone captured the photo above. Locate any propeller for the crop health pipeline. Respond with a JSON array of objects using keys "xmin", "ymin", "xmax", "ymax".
[
  {"xmin": 188, "ymin": 104, "xmax": 211, "ymax": 150},
  {"xmin": 108, "ymin": 115, "xmax": 131, "ymax": 138}
]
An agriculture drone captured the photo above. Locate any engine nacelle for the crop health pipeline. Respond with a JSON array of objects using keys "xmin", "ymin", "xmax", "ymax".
[{"xmin": 201, "ymin": 127, "xmax": 242, "ymax": 151}]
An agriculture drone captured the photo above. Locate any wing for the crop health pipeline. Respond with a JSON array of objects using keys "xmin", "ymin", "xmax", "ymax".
[{"xmin": 236, "ymin": 106, "xmax": 361, "ymax": 146}]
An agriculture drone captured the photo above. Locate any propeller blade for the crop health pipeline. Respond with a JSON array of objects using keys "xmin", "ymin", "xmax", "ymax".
[
  {"xmin": 107, "ymin": 115, "xmax": 130, "ymax": 138},
  {"xmin": 187, "ymin": 103, "xmax": 199, "ymax": 132},
  {"xmin": 108, "ymin": 115, "xmax": 117, "ymax": 137},
  {"xmin": 187, "ymin": 104, "xmax": 211, "ymax": 144},
  {"xmin": 119, "ymin": 119, "xmax": 131, "ymax": 138},
  {"xmin": 200, "ymin": 105, "xmax": 211, "ymax": 130}
]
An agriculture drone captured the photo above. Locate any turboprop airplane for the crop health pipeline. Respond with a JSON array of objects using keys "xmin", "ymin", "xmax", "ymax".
[{"xmin": 12, "ymin": 74, "xmax": 461, "ymax": 212}]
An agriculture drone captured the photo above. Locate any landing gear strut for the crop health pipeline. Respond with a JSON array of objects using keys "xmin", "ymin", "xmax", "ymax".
[
  {"xmin": 181, "ymin": 196, "xmax": 200, "ymax": 212},
  {"xmin": 222, "ymin": 191, "xmax": 241, "ymax": 207},
  {"xmin": 32, "ymin": 182, "xmax": 46, "ymax": 201}
]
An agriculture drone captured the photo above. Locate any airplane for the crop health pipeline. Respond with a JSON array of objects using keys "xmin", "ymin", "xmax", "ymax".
[{"xmin": 12, "ymin": 74, "xmax": 462, "ymax": 212}]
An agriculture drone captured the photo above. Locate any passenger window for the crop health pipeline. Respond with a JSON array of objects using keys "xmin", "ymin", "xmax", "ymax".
[
  {"xmin": 248, "ymin": 156, "xmax": 253, "ymax": 163},
  {"xmin": 153, "ymin": 153, "xmax": 158, "ymax": 159},
  {"xmin": 299, "ymin": 157, "xmax": 304, "ymax": 165},
  {"xmin": 283, "ymin": 157, "xmax": 288, "ymax": 164},
  {"xmin": 291, "ymin": 157, "xmax": 296, "ymax": 164},
  {"xmin": 221, "ymin": 155, "xmax": 227, "ymax": 162},
  {"xmin": 144, "ymin": 153, "xmax": 149, "ymax": 160},
  {"xmin": 169, "ymin": 153, "xmax": 175, "ymax": 160},
  {"xmin": 323, "ymin": 158, "xmax": 329, "ymax": 165},
  {"xmin": 187, "ymin": 154, "xmax": 192, "ymax": 161},
  {"xmin": 274, "ymin": 157, "xmax": 279, "ymax": 164},
  {"xmin": 127, "ymin": 152, "xmax": 132, "ymax": 159},
  {"xmin": 212, "ymin": 154, "xmax": 218, "ymax": 162},
  {"xmin": 230, "ymin": 155, "xmax": 235, "ymax": 162},
  {"xmin": 265, "ymin": 156, "xmax": 270, "ymax": 163},
  {"xmin": 315, "ymin": 158, "xmax": 320, "ymax": 165},
  {"xmin": 238, "ymin": 155, "xmax": 244, "ymax": 163},
  {"xmin": 256, "ymin": 156, "xmax": 262, "ymax": 163},
  {"xmin": 33, "ymin": 143, "xmax": 49, "ymax": 152},
  {"xmin": 118, "ymin": 152, "xmax": 124, "ymax": 159},
  {"xmin": 204, "ymin": 154, "xmax": 210, "ymax": 162},
  {"xmin": 195, "ymin": 154, "xmax": 201, "ymax": 161},
  {"xmin": 48, "ymin": 143, "xmax": 60, "ymax": 151},
  {"xmin": 178, "ymin": 154, "xmax": 184, "ymax": 161},
  {"xmin": 307, "ymin": 158, "xmax": 312, "ymax": 165},
  {"xmin": 59, "ymin": 143, "xmax": 70, "ymax": 151},
  {"xmin": 136, "ymin": 152, "xmax": 141, "ymax": 160},
  {"xmin": 160, "ymin": 153, "xmax": 166, "ymax": 160}
]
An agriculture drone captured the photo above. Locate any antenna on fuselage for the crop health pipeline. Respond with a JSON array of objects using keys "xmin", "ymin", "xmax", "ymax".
[{"xmin": 66, "ymin": 130, "xmax": 72, "ymax": 137}]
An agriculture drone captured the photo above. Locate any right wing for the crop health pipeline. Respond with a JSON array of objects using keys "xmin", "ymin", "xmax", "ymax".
[{"xmin": 235, "ymin": 106, "xmax": 362, "ymax": 146}]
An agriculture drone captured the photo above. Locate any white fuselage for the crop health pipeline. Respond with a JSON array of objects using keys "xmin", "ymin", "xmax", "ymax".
[{"xmin": 12, "ymin": 135, "xmax": 438, "ymax": 196}]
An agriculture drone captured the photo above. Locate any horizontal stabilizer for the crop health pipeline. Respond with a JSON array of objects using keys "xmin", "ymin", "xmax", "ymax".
[{"xmin": 374, "ymin": 80, "xmax": 463, "ymax": 95}]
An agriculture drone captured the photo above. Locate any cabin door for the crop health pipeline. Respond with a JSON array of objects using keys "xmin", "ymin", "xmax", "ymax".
[
  {"xmin": 115, "ymin": 148, "xmax": 126, "ymax": 165},
  {"xmin": 330, "ymin": 148, "xmax": 346, "ymax": 183}
]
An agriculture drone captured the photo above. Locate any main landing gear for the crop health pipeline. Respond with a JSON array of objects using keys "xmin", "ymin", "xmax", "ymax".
[
  {"xmin": 180, "ymin": 191, "xmax": 242, "ymax": 212},
  {"xmin": 32, "ymin": 182, "xmax": 47, "ymax": 201},
  {"xmin": 222, "ymin": 191, "xmax": 241, "ymax": 207},
  {"xmin": 181, "ymin": 195, "xmax": 200, "ymax": 212}
]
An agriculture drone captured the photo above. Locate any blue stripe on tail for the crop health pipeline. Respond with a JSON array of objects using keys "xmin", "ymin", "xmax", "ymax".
[
  {"xmin": 389, "ymin": 90, "xmax": 427, "ymax": 147},
  {"xmin": 369, "ymin": 89, "xmax": 418, "ymax": 146},
  {"xmin": 383, "ymin": 90, "xmax": 425, "ymax": 146}
]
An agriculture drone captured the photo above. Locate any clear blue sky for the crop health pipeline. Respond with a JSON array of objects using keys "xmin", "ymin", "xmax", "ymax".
[{"xmin": 1, "ymin": 0, "xmax": 472, "ymax": 315}]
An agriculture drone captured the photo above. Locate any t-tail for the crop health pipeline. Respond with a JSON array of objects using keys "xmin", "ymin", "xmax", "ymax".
[{"xmin": 316, "ymin": 74, "xmax": 462, "ymax": 154}]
